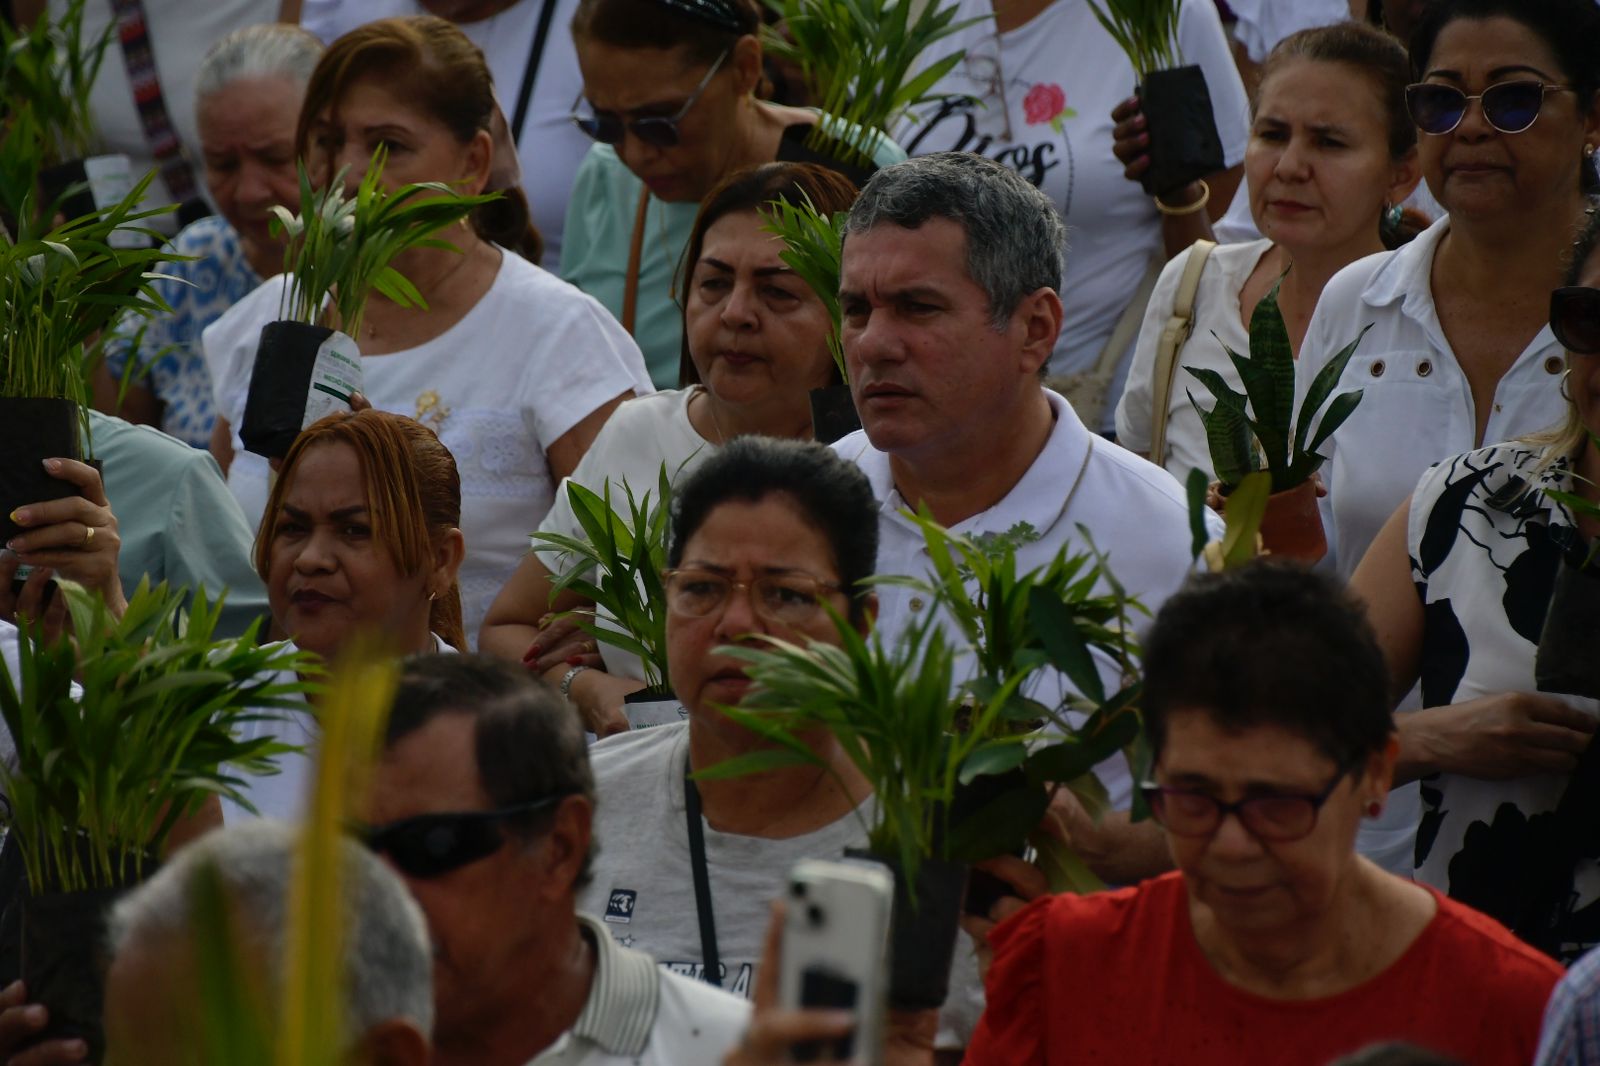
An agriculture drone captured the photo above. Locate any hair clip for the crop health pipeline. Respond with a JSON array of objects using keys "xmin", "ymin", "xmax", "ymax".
[{"xmin": 651, "ymin": 0, "xmax": 747, "ymax": 34}]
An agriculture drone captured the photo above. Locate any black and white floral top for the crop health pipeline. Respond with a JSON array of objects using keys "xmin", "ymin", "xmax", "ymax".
[{"xmin": 1408, "ymin": 441, "xmax": 1600, "ymax": 961}]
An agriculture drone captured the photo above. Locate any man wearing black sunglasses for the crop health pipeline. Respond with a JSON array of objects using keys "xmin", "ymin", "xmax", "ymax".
[{"xmin": 363, "ymin": 655, "xmax": 749, "ymax": 1066}]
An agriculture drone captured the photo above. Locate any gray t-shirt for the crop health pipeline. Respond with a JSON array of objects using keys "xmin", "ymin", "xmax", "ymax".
[{"xmin": 580, "ymin": 723, "xmax": 871, "ymax": 997}]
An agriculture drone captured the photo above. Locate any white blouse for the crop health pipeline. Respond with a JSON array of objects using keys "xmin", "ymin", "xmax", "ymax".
[{"xmin": 1293, "ymin": 217, "xmax": 1568, "ymax": 579}]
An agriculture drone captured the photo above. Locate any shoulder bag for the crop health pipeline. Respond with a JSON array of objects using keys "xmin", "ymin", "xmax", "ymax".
[{"xmin": 1148, "ymin": 239, "xmax": 1217, "ymax": 466}]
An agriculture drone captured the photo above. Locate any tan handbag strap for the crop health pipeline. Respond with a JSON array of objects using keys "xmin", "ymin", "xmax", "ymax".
[
  {"xmin": 1149, "ymin": 239, "xmax": 1217, "ymax": 466},
  {"xmin": 621, "ymin": 187, "xmax": 651, "ymax": 336}
]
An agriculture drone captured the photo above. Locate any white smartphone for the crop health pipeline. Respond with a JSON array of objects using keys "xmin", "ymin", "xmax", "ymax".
[{"xmin": 778, "ymin": 858, "xmax": 894, "ymax": 1066}]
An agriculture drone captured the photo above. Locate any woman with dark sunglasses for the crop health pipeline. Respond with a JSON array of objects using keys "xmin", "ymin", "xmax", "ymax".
[
  {"xmin": 559, "ymin": 0, "xmax": 905, "ymax": 389},
  {"xmin": 964, "ymin": 563, "xmax": 1562, "ymax": 1066},
  {"xmin": 1350, "ymin": 210, "xmax": 1600, "ymax": 963},
  {"xmin": 1289, "ymin": 0, "xmax": 1598, "ymax": 875}
]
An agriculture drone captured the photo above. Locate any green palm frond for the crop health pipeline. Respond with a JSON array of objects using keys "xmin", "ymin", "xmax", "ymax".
[
  {"xmin": 1083, "ymin": 0, "xmax": 1182, "ymax": 79},
  {"xmin": 272, "ymin": 148, "xmax": 500, "ymax": 338}
]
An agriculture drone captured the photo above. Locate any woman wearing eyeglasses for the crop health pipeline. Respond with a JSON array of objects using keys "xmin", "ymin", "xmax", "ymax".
[
  {"xmin": 1349, "ymin": 211, "xmax": 1600, "ymax": 963},
  {"xmin": 1287, "ymin": 0, "xmax": 1598, "ymax": 876},
  {"xmin": 964, "ymin": 564, "xmax": 1562, "ymax": 1066},
  {"xmin": 575, "ymin": 438, "xmax": 880, "ymax": 1009},
  {"xmin": 560, "ymin": 0, "xmax": 905, "ymax": 388},
  {"xmin": 480, "ymin": 162, "xmax": 857, "ymax": 733},
  {"xmin": 204, "ymin": 17, "xmax": 653, "ymax": 646},
  {"xmin": 224, "ymin": 408, "xmax": 467, "ymax": 824}
]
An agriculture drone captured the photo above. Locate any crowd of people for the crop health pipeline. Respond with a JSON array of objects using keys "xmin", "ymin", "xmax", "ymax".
[{"xmin": 1, "ymin": 0, "xmax": 1599, "ymax": 1062}]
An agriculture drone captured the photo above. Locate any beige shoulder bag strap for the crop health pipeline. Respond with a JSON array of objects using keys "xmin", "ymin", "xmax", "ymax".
[{"xmin": 1149, "ymin": 239, "xmax": 1217, "ymax": 467}]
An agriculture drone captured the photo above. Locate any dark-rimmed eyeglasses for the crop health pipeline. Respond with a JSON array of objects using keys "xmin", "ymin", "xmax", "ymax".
[
  {"xmin": 1140, "ymin": 762, "xmax": 1354, "ymax": 844},
  {"xmin": 570, "ymin": 49, "xmax": 729, "ymax": 149},
  {"xmin": 360, "ymin": 794, "xmax": 572, "ymax": 879},
  {"xmin": 1405, "ymin": 80, "xmax": 1575, "ymax": 136},
  {"xmin": 1552, "ymin": 286, "xmax": 1600, "ymax": 356},
  {"xmin": 662, "ymin": 567, "xmax": 845, "ymax": 625}
]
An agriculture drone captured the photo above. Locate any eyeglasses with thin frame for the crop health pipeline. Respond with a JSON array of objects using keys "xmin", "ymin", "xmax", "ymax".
[
  {"xmin": 570, "ymin": 49, "xmax": 730, "ymax": 148},
  {"xmin": 359, "ymin": 794, "xmax": 571, "ymax": 879},
  {"xmin": 662, "ymin": 567, "xmax": 846, "ymax": 626},
  {"xmin": 1552, "ymin": 286, "xmax": 1600, "ymax": 355},
  {"xmin": 1404, "ymin": 80, "xmax": 1576, "ymax": 136},
  {"xmin": 1140, "ymin": 761, "xmax": 1356, "ymax": 843}
]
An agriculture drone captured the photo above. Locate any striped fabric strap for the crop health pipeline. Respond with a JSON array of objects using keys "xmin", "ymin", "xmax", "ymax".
[{"xmin": 107, "ymin": 0, "xmax": 200, "ymax": 203}]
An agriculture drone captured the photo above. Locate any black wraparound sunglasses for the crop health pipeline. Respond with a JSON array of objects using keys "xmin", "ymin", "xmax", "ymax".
[
  {"xmin": 1552, "ymin": 287, "xmax": 1600, "ymax": 356},
  {"xmin": 571, "ymin": 49, "xmax": 728, "ymax": 148},
  {"xmin": 360, "ymin": 793, "xmax": 572, "ymax": 879},
  {"xmin": 1405, "ymin": 80, "xmax": 1575, "ymax": 136}
]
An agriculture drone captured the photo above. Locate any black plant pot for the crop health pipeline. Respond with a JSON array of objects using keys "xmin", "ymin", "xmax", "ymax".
[
  {"xmin": 36, "ymin": 160, "xmax": 98, "ymax": 222},
  {"xmin": 948, "ymin": 768, "xmax": 1043, "ymax": 918},
  {"xmin": 13, "ymin": 848, "xmax": 153, "ymax": 1066},
  {"xmin": 809, "ymin": 386, "xmax": 861, "ymax": 445},
  {"xmin": 240, "ymin": 320, "xmax": 338, "ymax": 459},
  {"xmin": 1535, "ymin": 548, "xmax": 1600, "ymax": 700},
  {"xmin": 1137, "ymin": 65, "xmax": 1226, "ymax": 200},
  {"xmin": 843, "ymin": 849, "xmax": 968, "ymax": 1011},
  {"xmin": 622, "ymin": 688, "xmax": 687, "ymax": 730},
  {"xmin": 0, "ymin": 397, "xmax": 82, "ymax": 544}
]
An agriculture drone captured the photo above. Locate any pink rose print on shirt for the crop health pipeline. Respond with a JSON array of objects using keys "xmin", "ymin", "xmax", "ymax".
[{"xmin": 1023, "ymin": 83, "xmax": 1075, "ymax": 133}]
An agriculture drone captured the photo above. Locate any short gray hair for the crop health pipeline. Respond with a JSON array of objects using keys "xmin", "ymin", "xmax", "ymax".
[
  {"xmin": 195, "ymin": 23, "xmax": 323, "ymax": 104},
  {"xmin": 843, "ymin": 152, "xmax": 1066, "ymax": 329},
  {"xmin": 108, "ymin": 821, "xmax": 433, "ymax": 1040}
]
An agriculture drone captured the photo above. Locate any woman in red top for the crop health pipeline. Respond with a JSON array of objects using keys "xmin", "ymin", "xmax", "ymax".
[{"xmin": 966, "ymin": 563, "xmax": 1562, "ymax": 1066}]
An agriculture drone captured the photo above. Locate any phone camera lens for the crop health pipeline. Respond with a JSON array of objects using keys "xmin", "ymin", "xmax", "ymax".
[
  {"xmin": 807, "ymin": 904, "xmax": 825, "ymax": 928},
  {"xmin": 790, "ymin": 881, "xmax": 808, "ymax": 898}
]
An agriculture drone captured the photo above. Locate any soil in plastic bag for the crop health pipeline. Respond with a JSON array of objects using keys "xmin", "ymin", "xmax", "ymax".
[
  {"xmin": 844, "ymin": 848, "xmax": 968, "ymax": 1011},
  {"xmin": 0, "ymin": 398, "xmax": 82, "ymax": 544},
  {"xmin": 1138, "ymin": 65, "xmax": 1226, "ymax": 200},
  {"xmin": 240, "ymin": 320, "xmax": 335, "ymax": 459}
]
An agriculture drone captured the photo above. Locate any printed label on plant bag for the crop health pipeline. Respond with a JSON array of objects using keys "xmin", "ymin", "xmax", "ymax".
[{"xmin": 303, "ymin": 331, "xmax": 363, "ymax": 430}]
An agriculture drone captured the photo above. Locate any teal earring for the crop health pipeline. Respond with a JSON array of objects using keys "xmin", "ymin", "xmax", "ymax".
[{"xmin": 1384, "ymin": 202, "xmax": 1404, "ymax": 230}]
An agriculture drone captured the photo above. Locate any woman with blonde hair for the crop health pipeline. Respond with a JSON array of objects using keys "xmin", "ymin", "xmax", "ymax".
[{"xmin": 229, "ymin": 408, "xmax": 467, "ymax": 824}]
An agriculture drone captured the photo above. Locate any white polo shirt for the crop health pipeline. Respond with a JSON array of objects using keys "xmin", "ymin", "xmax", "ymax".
[
  {"xmin": 529, "ymin": 914, "xmax": 750, "ymax": 1065},
  {"xmin": 1294, "ymin": 216, "xmax": 1568, "ymax": 579},
  {"xmin": 835, "ymin": 389, "xmax": 1221, "ymax": 810}
]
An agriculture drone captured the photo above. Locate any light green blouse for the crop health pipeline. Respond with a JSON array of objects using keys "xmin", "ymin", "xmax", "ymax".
[{"xmin": 561, "ymin": 114, "xmax": 906, "ymax": 388}]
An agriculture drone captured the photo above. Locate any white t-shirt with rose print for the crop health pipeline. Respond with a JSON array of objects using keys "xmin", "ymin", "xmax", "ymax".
[{"xmin": 894, "ymin": 0, "xmax": 1251, "ymax": 426}]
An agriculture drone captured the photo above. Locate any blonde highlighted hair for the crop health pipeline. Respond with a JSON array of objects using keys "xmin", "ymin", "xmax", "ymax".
[{"xmin": 255, "ymin": 410, "xmax": 466, "ymax": 651}]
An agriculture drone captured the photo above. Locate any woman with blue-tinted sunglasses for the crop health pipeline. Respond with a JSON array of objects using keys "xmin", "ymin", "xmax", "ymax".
[
  {"xmin": 1291, "ymin": 0, "xmax": 1599, "ymax": 876},
  {"xmin": 560, "ymin": 0, "xmax": 907, "ymax": 390}
]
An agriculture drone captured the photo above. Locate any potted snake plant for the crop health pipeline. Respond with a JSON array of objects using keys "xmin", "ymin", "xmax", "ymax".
[
  {"xmin": 1187, "ymin": 285, "xmax": 1371, "ymax": 562},
  {"xmin": 1085, "ymin": 0, "xmax": 1223, "ymax": 199},
  {"xmin": 760, "ymin": 193, "xmax": 859, "ymax": 443},
  {"xmin": 762, "ymin": 0, "xmax": 975, "ymax": 175},
  {"xmin": 0, "ymin": 581, "xmax": 313, "ymax": 1063},
  {"xmin": 0, "ymin": 172, "xmax": 176, "ymax": 544},
  {"xmin": 1535, "ymin": 438, "xmax": 1600, "ymax": 700},
  {"xmin": 530, "ymin": 466, "xmax": 681, "ymax": 730},
  {"xmin": 242, "ymin": 148, "xmax": 496, "ymax": 459}
]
